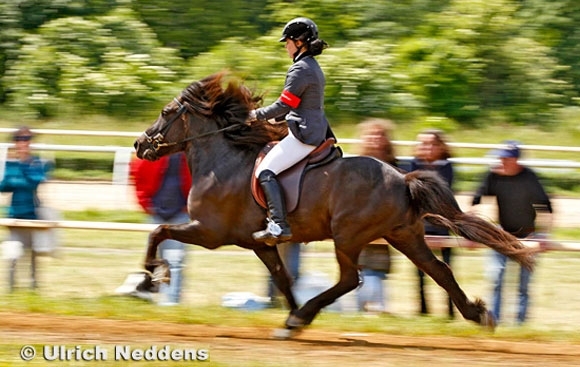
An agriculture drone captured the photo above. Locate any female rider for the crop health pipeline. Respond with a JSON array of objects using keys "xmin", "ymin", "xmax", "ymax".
[{"xmin": 248, "ymin": 17, "xmax": 335, "ymax": 245}]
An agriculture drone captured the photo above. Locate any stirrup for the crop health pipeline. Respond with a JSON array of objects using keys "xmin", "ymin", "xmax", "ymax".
[{"xmin": 253, "ymin": 218, "xmax": 292, "ymax": 246}]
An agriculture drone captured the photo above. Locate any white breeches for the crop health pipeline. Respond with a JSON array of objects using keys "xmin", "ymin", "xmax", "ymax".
[{"xmin": 255, "ymin": 129, "xmax": 317, "ymax": 178}]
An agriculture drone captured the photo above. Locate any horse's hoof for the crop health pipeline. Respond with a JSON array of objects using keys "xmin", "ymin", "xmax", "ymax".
[
  {"xmin": 151, "ymin": 264, "xmax": 170, "ymax": 284},
  {"xmin": 285, "ymin": 314, "xmax": 307, "ymax": 329},
  {"xmin": 480, "ymin": 310, "xmax": 496, "ymax": 331},
  {"xmin": 272, "ymin": 328, "xmax": 301, "ymax": 340}
]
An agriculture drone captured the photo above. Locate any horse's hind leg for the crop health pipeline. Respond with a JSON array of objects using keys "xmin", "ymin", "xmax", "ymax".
[{"xmin": 389, "ymin": 232, "xmax": 494, "ymax": 329}]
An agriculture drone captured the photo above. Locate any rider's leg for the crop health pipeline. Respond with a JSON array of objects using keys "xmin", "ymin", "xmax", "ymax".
[
  {"xmin": 253, "ymin": 169, "xmax": 292, "ymax": 244},
  {"xmin": 254, "ymin": 131, "xmax": 316, "ymax": 245}
]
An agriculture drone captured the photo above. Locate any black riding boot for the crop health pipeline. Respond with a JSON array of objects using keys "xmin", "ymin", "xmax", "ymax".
[{"xmin": 253, "ymin": 170, "xmax": 292, "ymax": 245}]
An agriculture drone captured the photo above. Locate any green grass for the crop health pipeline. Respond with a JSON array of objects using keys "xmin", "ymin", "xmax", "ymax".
[{"xmin": 63, "ymin": 209, "xmax": 147, "ymax": 223}]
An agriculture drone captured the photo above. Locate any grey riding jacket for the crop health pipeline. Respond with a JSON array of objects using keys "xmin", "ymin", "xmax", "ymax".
[{"xmin": 255, "ymin": 52, "xmax": 335, "ymax": 146}]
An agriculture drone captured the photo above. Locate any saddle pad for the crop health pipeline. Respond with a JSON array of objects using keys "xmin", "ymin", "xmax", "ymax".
[{"xmin": 251, "ymin": 138, "xmax": 337, "ymax": 213}]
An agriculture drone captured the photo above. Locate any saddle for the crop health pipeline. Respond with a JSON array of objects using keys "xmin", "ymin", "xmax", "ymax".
[{"xmin": 251, "ymin": 138, "xmax": 342, "ymax": 212}]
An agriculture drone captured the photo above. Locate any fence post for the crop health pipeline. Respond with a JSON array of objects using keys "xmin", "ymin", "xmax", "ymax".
[
  {"xmin": 113, "ymin": 148, "xmax": 132, "ymax": 185},
  {"xmin": 0, "ymin": 144, "xmax": 8, "ymax": 182}
]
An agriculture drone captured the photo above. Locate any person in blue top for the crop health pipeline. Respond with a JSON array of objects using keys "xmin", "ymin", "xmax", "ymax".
[
  {"xmin": 1, "ymin": 126, "xmax": 48, "ymax": 290},
  {"xmin": 247, "ymin": 17, "xmax": 335, "ymax": 245}
]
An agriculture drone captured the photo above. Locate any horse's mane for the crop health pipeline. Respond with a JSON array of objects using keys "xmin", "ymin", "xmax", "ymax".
[{"xmin": 181, "ymin": 72, "xmax": 287, "ymax": 147}]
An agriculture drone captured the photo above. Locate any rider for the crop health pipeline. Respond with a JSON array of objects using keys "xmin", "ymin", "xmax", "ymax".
[{"xmin": 248, "ymin": 17, "xmax": 335, "ymax": 245}]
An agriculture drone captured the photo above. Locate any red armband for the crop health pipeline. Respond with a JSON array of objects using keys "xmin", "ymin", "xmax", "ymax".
[{"xmin": 280, "ymin": 89, "xmax": 301, "ymax": 109}]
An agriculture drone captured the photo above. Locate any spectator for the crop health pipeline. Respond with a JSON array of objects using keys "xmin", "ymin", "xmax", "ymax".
[
  {"xmin": 129, "ymin": 152, "xmax": 192, "ymax": 305},
  {"xmin": 409, "ymin": 129, "xmax": 455, "ymax": 318},
  {"xmin": 472, "ymin": 140, "xmax": 553, "ymax": 325},
  {"xmin": 355, "ymin": 119, "xmax": 396, "ymax": 313},
  {"xmin": 1, "ymin": 126, "xmax": 49, "ymax": 291}
]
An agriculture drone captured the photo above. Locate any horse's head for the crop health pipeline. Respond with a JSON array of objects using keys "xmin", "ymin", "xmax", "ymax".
[
  {"xmin": 134, "ymin": 72, "xmax": 287, "ymax": 161},
  {"xmin": 134, "ymin": 97, "xmax": 192, "ymax": 160}
]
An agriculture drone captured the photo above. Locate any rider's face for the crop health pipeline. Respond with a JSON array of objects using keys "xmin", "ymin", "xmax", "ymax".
[{"xmin": 285, "ymin": 39, "xmax": 301, "ymax": 58}]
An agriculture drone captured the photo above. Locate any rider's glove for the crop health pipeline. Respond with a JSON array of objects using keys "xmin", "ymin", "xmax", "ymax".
[{"xmin": 246, "ymin": 110, "xmax": 258, "ymax": 125}]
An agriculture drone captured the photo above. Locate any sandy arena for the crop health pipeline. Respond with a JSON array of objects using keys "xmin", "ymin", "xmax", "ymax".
[{"xmin": 2, "ymin": 311, "xmax": 580, "ymax": 366}]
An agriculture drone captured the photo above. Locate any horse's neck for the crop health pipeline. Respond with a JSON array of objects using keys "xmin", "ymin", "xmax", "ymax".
[{"xmin": 186, "ymin": 142, "xmax": 254, "ymax": 184}]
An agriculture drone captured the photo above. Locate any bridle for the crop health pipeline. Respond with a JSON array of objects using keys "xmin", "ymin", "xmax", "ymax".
[{"xmin": 144, "ymin": 97, "xmax": 243, "ymax": 152}]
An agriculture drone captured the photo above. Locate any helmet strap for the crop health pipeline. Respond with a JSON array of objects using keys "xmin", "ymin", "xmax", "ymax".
[{"xmin": 292, "ymin": 41, "xmax": 306, "ymax": 61}]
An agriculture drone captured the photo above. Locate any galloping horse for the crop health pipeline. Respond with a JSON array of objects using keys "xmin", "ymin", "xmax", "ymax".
[{"xmin": 133, "ymin": 72, "xmax": 534, "ymax": 334}]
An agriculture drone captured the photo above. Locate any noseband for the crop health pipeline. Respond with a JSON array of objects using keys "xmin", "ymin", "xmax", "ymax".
[{"xmin": 144, "ymin": 97, "xmax": 243, "ymax": 152}]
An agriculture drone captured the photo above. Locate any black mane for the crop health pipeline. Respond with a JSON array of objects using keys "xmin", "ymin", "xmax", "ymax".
[{"xmin": 181, "ymin": 72, "xmax": 287, "ymax": 147}]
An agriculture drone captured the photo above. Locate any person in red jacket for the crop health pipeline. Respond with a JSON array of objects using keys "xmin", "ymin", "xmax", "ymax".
[
  {"xmin": 131, "ymin": 153, "xmax": 191, "ymax": 218},
  {"xmin": 123, "ymin": 152, "xmax": 191, "ymax": 305}
]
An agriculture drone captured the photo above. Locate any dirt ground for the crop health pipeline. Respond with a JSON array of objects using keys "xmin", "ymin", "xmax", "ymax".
[{"xmin": 2, "ymin": 311, "xmax": 580, "ymax": 366}]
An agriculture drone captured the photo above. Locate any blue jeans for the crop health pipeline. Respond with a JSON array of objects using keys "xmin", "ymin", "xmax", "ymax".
[
  {"xmin": 357, "ymin": 269, "xmax": 387, "ymax": 312},
  {"xmin": 151, "ymin": 212, "xmax": 190, "ymax": 304},
  {"xmin": 488, "ymin": 250, "xmax": 532, "ymax": 324}
]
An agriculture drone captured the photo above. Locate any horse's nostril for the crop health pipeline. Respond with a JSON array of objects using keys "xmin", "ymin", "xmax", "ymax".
[{"xmin": 134, "ymin": 140, "xmax": 139, "ymax": 150}]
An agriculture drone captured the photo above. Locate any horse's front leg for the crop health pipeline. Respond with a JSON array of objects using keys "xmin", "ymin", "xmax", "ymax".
[
  {"xmin": 286, "ymin": 244, "xmax": 361, "ymax": 330},
  {"xmin": 137, "ymin": 225, "xmax": 173, "ymax": 292},
  {"xmin": 253, "ymin": 246, "xmax": 299, "ymax": 312},
  {"xmin": 141, "ymin": 220, "xmax": 220, "ymax": 292}
]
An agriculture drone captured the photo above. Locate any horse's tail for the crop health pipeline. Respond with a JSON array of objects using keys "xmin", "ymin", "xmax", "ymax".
[{"xmin": 404, "ymin": 170, "xmax": 535, "ymax": 271}]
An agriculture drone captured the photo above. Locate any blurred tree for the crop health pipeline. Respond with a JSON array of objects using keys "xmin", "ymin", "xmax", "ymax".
[
  {"xmin": 0, "ymin": 1, "xmax": 23, "ymax": 103},
  {"xmin": 5, "ymin": 7, "xmax": 183, "ymax": 118},
  {"xmin": 345, "ymin": 0, "xmax": 451, "ymax": 40},
  {"xmin": 184, "ymin": 36, "xmax": 289, "ymax": 105},
  {"xmin": 15, "ymin": 0, "xmax": 119, "ymax": 29},
  {"xmin": 321, "ymin": 40, "xmax": 423, "ymax": 121},
  {"xmin": 392, "ymin": 0, "xmax": 567, "ymax": 126},
  {"xmin": 0, "ymin": 0, "xmax": 130, "ymax": 104},
  {"xmin": 517, "ymin": 0, "xmax": 580, "ymax": 103},
  {"xmin": 132, "ymin": 0, "xmax": 271, "ymax": 59},
  {"xmin": 1, "ymin": 0, "xmax": 579, "ymax": 126}
]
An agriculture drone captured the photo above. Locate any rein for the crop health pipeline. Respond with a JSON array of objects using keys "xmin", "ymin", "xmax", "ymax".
[{"xmin": 145, "ymin": 97, "xmax": 244, "ymax": 151}]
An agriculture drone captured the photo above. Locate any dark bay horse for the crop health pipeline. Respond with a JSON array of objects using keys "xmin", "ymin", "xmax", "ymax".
[{"xmin": 133, "ymin": 72, "xmax": 534, "ymax": 334}]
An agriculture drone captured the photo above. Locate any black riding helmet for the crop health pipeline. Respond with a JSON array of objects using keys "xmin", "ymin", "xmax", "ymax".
[{"xmin": 279, "ymin": 17, "xmax": 319, "ymax": 43}]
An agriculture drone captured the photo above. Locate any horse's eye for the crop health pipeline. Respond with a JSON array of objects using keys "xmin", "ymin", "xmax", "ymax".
[{"xmin": 161, "ymin": 109, "xmax": 169, "ymax": 117}]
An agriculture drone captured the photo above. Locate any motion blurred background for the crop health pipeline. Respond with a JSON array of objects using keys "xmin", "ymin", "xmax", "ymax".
[{"xmin": 1, "ymin": 0, "xmax": 580, "ymax": 335}]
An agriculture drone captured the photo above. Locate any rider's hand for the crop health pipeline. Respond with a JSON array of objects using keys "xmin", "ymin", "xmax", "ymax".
[{"xmin": 246, "ymin": 110, "xmax": 257, "ymax": 125}]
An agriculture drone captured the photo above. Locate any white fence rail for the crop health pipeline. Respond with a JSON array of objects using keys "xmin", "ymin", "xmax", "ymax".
[
  {"xmin": 1, "ymin": 217, "xmax": 579, "ymax": 252},
  {"xmin": 1, "ymin": 128, "xmax": 579, "ymax": 186}
]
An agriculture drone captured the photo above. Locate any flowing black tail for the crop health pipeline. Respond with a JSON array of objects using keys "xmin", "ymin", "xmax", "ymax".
[{"xmin": 405, "ymin": 170, "xmax": 535, "ymax": 271}]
